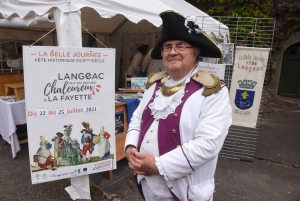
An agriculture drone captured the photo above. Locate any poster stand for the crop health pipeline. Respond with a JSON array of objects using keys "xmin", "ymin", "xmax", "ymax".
[{"xmin": 65, "ymin": 175, "xmax": 91, "ymax": 200}]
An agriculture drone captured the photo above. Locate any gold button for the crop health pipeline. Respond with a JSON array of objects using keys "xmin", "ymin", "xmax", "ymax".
[
  {"xmin": 188, "ymin": 198, "xmax": 193, "ymax": 201},
  {"xmin": 150, "ymin": 130, "xmax": 153, "ymax": 132},
  {"xmin": 156, "ymin": 119, "xmax": 159, "ymax": 121},
  {"xmin": 172, "ymin": 129, "xmax": 176, "ymax": 134},
  {"xmin": 173, "ymin": 113, "xmax": 177, "ymax": 117},
  {"xmin": 182, "ymin": 176, "xmax": 186, "ymax": 178},
  {"xmin": 169, "ymin": 187, "xmax": 173, "ymax": 190},
  {"xmin": 144, "ymin": 107, "xmax": 147, "ymax": 110},
  {"xmin": 189, "ymin": 173, "xmax": 193, "ymax": 176},
  {"xmin": 176, "ymin": 145, "xmax": 181, "ymax": 148},
  {"xmin": 196, "ymin": 73, "xmax": 199, "ymax": 77},
  {"xmin": 185, "ymin": 90, "xmax": 188, "ymax": 93},
  {"xmin": 146, "ymin": 140, "xmax": 150, "ymax": 143}
]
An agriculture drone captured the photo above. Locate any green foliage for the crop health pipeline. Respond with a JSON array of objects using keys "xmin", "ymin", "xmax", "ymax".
[
  {"xmin": 193, "ymin": 0, "xmax": 300, "ymax": 51},
  {"xmin": 195, "ymin": 0, "xmax": 272, "ymax": 18}
]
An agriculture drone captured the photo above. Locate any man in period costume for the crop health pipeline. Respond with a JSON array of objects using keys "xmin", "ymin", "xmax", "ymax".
[
  {"xmin": 141, "ymin": 48, "xmax": 165, "ymax": 77},
  {"xmin": 125, "ymin": 11, "xmax": 232, "ymax": 201},
  {"xmin": 127, "ymin": 44, "xmax": 149, "ymax": 77},
  {"xmin": 81, "ymin": 129, "xmax": 94, "ymax": 162}
]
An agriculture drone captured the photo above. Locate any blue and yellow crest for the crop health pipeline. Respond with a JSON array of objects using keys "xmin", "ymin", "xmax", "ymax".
[{"xmin": 234, "ymin": 89, "xmax": 255, "ymax": 110}]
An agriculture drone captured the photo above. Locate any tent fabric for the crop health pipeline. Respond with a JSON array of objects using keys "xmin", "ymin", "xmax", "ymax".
[
  {"xmin": 0, "ymin": 13, "xmax": 54, "ymax": 28},
  {"xmin": 0, "ymin": 0, "xmax": 172, "ymax": 27},
  {"xmin": 0, "ymin": 0, "xmax": 229, "ymax": 36}
]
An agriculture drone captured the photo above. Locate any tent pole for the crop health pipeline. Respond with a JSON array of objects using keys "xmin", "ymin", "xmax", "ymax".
[{"xmin": 52, "ymin": 7, "xmax": 91, "ymax": 200}]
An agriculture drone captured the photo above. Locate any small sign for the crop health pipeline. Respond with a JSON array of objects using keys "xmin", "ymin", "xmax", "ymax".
[{"xmin": 131, "ymin": 77, "xmax": 147, "ymax": 89}]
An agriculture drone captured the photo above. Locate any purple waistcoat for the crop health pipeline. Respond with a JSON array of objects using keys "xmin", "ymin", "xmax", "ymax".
[
  {"xmin": 135, "ymin": 79, "xmax": 203, "ymax": 201},
  {"xmin": 137, "ymin": 79, "xmax": 202, "ymax": 155}
]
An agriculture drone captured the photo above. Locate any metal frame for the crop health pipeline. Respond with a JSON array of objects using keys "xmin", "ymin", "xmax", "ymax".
[{"xmin": 207, "ymin": 16, "xmax": 276, "ymax": 160}]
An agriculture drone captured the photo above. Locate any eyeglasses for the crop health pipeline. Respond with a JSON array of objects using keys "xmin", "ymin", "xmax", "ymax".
[{"xmin": 161, "ymin": 44, "xmax": 193, "ymax": 53}]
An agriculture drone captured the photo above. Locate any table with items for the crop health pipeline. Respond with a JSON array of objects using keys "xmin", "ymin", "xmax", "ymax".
[{"xmin": 0, "ymin": 96, "xmax": 26, "ymax": 158}]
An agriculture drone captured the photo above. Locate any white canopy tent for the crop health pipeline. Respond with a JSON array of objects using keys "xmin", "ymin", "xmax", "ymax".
[
  {"xmin": 0, "ymin": 0, "xmax": 230, "ymax": 199},
  {"xmin": 0, "ymin": 0, "xmax": 229, "ymax": 42}
]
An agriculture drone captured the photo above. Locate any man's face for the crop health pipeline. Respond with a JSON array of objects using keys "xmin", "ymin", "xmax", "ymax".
[{"xmin": 162, "ymin": 40, "xmax": 198, "ymax": 79}]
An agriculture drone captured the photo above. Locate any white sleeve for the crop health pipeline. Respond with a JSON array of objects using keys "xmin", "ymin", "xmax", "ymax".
[
  {"xmin": 159, "ymin": 87, "xmax": 232, "ymax": 180},
  {"xmin": 141, "ymin": 53, "xmax": 150, "ymax": 73},
  {"xmin": 132, "ymin": 53, "xmax": 143, "ymax": 72},
  {"xmin": 124, "ymin": 84, "xmax": 156, "ymax": 150}
]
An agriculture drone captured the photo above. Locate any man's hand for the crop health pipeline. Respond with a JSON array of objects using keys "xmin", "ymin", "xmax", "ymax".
[
  {"xmin": 134, "ymin": 152, "xmax": 159, "ymax": 176},
  {"xmin": 125, "ymin": 146, "xmax": 159, "ymax": 176},
  {"xmin": 125, "ymin": 145, "xmax": 145, "ymax": 175}
]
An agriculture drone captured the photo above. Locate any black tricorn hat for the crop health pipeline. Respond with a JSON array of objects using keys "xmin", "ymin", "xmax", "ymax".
[
  {"xmin": 56, "ymin": 132, "xmax": 63, "ymax": 137},
  {"xmin": 151, "ymin": 11, "xmax": 223, "ymax": 59}
]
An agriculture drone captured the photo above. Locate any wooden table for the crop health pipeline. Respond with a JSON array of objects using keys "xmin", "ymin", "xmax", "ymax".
[
  {"xmin": 0, "ymin": 99, "xmax": 26, "ymax": 158},
  {"xmin": 3, "ymin": 82, "xmax": 24, "ymax": 101},
  {"xmin": 104, "ymin": 102, "xmax": 129, "ymax": 180}
]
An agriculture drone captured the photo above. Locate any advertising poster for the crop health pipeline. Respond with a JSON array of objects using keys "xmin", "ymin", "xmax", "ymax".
[
  {"xmin": 202, "ymin": 43, "xmax": 234, "ymax": 65},
  {"xmin": 229, "ymin": 46, "xmax": 270, "ymax": 128},
  {"xmin": 23, "ymin": 46, "xmax": 116, "ymax": 184},
  {"xmin": 198, "ymin": 63, "xmax": 226, "ymax": 80}
]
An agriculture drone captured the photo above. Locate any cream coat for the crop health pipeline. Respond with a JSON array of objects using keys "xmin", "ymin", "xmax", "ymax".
[{"xmin": 125, "ymin": 82, "xmax": 232, "ymax": 201}]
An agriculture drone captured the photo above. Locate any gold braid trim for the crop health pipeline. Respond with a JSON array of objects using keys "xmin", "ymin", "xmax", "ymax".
[
  {"xmin": 192, "ymin": 70, "xmax": 222, "ymax": 97},
  {"xmin": 202, "ymin": 74, "xmax": 221, "ymax": 96},
  {"xmin": 161, "ymin": 81, "xmax": 185, "ymax": 97},
  {"xmin": 146, "ymin": 71, "xmax": 169, "ymax": 89}
]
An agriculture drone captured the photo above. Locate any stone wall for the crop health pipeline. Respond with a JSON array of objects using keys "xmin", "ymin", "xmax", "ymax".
[{"xmin": 269, "ymin": 1, "xmax": 300, "ymax": 96}]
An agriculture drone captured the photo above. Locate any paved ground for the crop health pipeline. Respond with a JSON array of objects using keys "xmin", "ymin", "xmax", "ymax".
[{"xmin": 1, "ymin": 90, "xmax": 300, "ymax": 201}]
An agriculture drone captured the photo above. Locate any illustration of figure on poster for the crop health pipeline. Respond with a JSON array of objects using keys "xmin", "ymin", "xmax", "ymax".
[
  {"xmin": 31, "ymin": 122, "xmax": 114, "ymax": 172},
  {"xmin": 81, "ymin": 122, "xmax": 95, "ymax": 163},
  {"xmin": 35, "ymin": 135, "xmax": 53, "ymax": 170},
  {"xmin": 72, "ymin": 139, "xmax": 83, "ymax": 163},
  {"xmin": 59, "ymin": 124, "xmax": 81, "ymax": 166},
  {"xmin": 51, "ymin": 132, "xmax": 63, "ymax": 159},
  {"xmin": 97, "ymin": 126, "xmax": 111, "ymax": 160}
]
